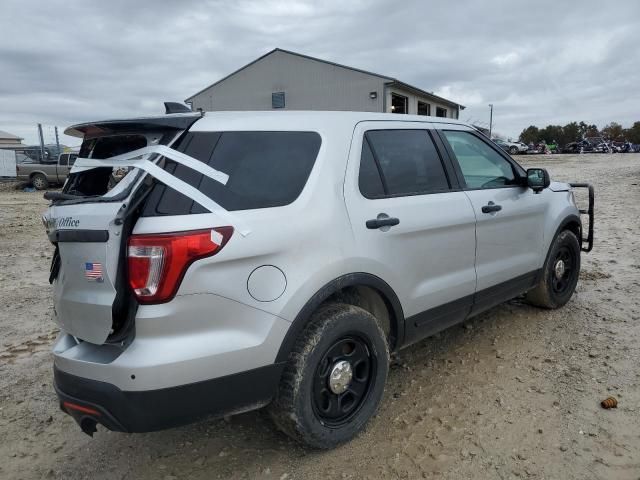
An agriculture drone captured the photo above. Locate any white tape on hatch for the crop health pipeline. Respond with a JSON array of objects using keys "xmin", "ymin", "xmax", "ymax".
[{"xmin": 72, "ymin": 145, "xmax": 250, "ymax": 236}]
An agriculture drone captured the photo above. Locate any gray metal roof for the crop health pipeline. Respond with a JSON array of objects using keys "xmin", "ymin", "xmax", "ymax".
[
  {"xmin": 185, "ymin": 48, "xmax": 464, "ymax": 109},
  {"xmin": 0, "ymin": 130, "xmax": 23, "ymax": 140}
]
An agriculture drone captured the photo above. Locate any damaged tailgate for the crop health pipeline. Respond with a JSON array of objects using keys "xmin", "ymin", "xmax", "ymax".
[{"xmin": 44, "ymin": 112, "xmax": 242, "ymax": 345}]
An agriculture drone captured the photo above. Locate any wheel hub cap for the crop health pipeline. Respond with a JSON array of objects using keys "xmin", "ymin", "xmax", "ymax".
[
  {"xmin": 554, "ymin": 259, "xmax": 566, "ymax": 279},
  {"xmin": 328, "ymin": 360, "xmax": 353, "ymax": 394}
]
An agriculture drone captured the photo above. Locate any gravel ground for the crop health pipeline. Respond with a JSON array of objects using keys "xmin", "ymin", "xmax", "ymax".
[{"xmin": 0, "ymin": 153, "xmax": 639, "ymax": 480}]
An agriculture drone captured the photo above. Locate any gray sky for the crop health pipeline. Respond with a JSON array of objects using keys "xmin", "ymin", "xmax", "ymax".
[{"xmin": 2, "ymin": 0, "xmax": 639, "ymax": 146}]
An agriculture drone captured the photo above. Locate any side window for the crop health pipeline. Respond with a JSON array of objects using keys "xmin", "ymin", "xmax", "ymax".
[
  {"xmin": 358, "ymin": 140, "xmax": 385, "ymax": 198},
  {"xmin": 68, "ymin": 154, "xmax": 77, "ymax": 166},
  {"xmin": 358, "ymin": 129, "xmax": 450, "ymax": 198},
  {"xmin": 442, "ymin": 130, "xmax": 517, "ymax": 189},
  {"xmin": 142, "ymin": 131, "xmax": 321, "ymax": 215},
  {"xmin": 59, "ymin": 154, "xmax": 68, "ymax": 166}
]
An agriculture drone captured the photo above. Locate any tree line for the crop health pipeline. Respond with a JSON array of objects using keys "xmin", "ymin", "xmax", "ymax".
[{"xmin": 518, "ymin": 121, "xmax": 640, "ymax": 146}]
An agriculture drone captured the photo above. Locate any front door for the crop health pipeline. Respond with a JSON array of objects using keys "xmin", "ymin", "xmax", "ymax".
[
  {"xmin": 438, "ymin": 128, "xmax": 547, "ymax": 312},
  {"xmin": 344, "ymin": 121, "xmax": 477, "ymax": 345}
]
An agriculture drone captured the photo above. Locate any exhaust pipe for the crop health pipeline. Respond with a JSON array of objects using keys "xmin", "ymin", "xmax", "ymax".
[{"xmin": 80, "ymin": 416, "xmax": 98, "ymax": 437}]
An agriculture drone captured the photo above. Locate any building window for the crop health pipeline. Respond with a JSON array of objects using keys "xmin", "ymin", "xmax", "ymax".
[
  {"xmin": 272, "ymin": 92, "xmax": 285, "ymax": 109},
  {"xmin": 391, "ymin": 93, "xmax": 408, "ymax": 114},
  {"xmin": 417, "ymin": 102, "xmax": 431, "ymax": 116},
  {"xmin": 436, "ymin": 107, "xmax": 447, "ymax": 118}
]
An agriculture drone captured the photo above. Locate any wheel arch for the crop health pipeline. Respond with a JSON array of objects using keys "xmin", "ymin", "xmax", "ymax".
[
  {"xmin": 555, "ymin": 214, "xmax": 582, "ymax": 249},
  {"xmin": 542, "ymin": 214, "xmax": 582, "ymax": 270},
  {"xmin": 274, "ymin": 273, "xmax": 405, "ymax": 363}
]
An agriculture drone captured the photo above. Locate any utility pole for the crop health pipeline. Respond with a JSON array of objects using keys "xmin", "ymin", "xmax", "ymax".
[
  {"xmin": 488, "ymin": 104, "xmax": 494, "ymax": 139},
  {"xmin": 54, "ymin": 126, "xmax": 60, "ymax": 155},
  {"xmin": 37, "ymin": 123, "xmax": 46, "ymax": 162}
]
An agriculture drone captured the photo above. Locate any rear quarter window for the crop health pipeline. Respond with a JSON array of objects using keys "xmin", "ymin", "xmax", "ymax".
[{"xmin": 142, "ymin": 131, "xmax": 321, "ymax": 215}]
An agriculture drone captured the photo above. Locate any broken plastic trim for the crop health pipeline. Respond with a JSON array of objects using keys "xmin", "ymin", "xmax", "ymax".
[{"xmin": 72, "ymin": 145, "xmax": 250, "ymax": 236}]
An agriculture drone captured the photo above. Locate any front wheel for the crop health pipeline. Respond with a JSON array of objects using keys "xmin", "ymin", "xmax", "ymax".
[
  {"xmin": 509, "ymin": 146, "xmax": 519, "ymax": 155},
  {"xmin": 269, "ymin": 303, "xmax": 389, "ymax": 449},
  {"xmin": 526, "ymin": 230, "xmax": 581, "ymax": 308}
]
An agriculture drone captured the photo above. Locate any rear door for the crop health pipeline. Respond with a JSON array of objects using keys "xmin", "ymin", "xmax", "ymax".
[
  {"xmin": 438, "ymin": 127, "xmax": 547, "ymax": 312},
  {"xmin": 49, "ymin": 202, "xmax": 125, "ymax": 344},
  {"xmin": 344, "ymin": 121, "xmax": 477, "ymax": 344},
  {"xmin": 47, "ymin": 115, "xmax": 201, "ymax": 345}
]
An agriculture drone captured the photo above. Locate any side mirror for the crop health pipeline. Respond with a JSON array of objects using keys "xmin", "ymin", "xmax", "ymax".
[{"xmin": 526, "ymin": 168, "xmax": 551, "ymax": 192}]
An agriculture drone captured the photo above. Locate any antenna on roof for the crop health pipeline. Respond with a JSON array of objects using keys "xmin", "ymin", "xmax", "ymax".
[{"xmin": 164, "ymin": 102, "xmax": 192, "ymax": 114}]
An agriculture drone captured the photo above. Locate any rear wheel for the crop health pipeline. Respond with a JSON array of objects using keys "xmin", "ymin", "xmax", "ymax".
[
  {"xmin": 526, "ymin": 230, "xmax": 580, "ymax": 308},
  {"xmin": 269, "ymin": 303, "xmax": 389, "ymax": 449},
  {"xmin": 509, "ymin": 146, "xmax": 518, "ymax": 155},
  {"xmin": 31, "ymin": 173, "xmax": 49, "ymax": 190}
]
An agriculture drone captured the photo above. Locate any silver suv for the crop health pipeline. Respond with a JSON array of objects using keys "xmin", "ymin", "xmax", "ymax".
[{"xmin": 45, "ymin": 110, "xmax": 594, "ymax": 448}]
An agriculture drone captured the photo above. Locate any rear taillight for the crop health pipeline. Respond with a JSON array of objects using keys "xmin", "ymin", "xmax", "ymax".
[{"xmin": 127, "ymin": 227, "xmax": 233, "ymax": 304}]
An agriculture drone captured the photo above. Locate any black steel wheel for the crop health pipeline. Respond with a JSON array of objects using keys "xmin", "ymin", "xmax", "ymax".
[
  {"xmin": 312, "ymin": 335, "xmax": 376, "ymax": 426},
  {"xmin": 526, "ymin": 229, "xmax": 581, "ymax": 309},
  {"xmin": 269, "ymin": 303, "xmax": 389, "ymax": 449},
  {"xmin": 550, "ymin": 245, "xmax": 577, "ymax": 295}
]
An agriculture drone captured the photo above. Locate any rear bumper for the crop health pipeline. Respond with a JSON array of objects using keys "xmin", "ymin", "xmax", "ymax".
[{"xmin": 54, "ymin": 363, "xmax": 284, "ymax": 433}]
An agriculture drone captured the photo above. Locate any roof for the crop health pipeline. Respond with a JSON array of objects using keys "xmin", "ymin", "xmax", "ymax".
[
  {"xmin": 0, "ymin": 130, "xmax": 23, "ymax": 141},
  {"xmin": 185, "ymin": 48, "xmax": 464, "ymax": 109},
  {"xmin": 187, "ymin": 110, "xmax": 469, "ymax": 133}
]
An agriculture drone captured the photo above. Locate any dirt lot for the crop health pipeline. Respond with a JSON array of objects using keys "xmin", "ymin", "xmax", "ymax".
[{"xmin": 1, "ymin": 153, "xmax": 639, "ymax": 480}]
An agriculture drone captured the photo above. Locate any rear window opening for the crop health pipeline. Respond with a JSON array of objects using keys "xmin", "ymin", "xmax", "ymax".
[
  {"xmin": 141, "ymin": 131, "xmax": 322, "ymax": 216},
  {"xmin": 63, "ymin": 134, "xmax": 148, "ymax": 197}
]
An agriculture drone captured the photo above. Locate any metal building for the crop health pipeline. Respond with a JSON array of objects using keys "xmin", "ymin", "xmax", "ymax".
[
  {"xmin": 185, "ymin": 49, "xmax": 464, "ymax": 119},
  {"xmin": 0, "ymin": 130, "xmax": 24, "ymax": 149}
]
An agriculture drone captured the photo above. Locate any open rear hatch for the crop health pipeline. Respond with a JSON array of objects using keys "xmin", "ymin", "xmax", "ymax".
[{"xmin": 45, "ymin": 113, "xmax": 203, "ymax": 345}]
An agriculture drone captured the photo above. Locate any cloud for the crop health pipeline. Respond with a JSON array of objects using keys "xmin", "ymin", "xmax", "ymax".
[
  {"xmin": 1, "ymin": 0, "xmax": 639, "ymax": 144},
  {"xmin": 491, "ymin": 52, "xmax": 520, "ymax": 67}
]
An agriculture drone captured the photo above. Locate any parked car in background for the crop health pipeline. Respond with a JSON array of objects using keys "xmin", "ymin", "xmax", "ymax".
[
  {"xmin": 562, "ymin": 141, "xmax": 593, "ymax": 154},
  {"xmin": 15, "ymin": 146, "xmax": 56, "ymax": 163},
  {"xmin": 593, "ymin": 142, "xmax": 612, "ymax": 153},
  {"xmin": 526, "ymin": 143, "xmax": 548, "ymax": 154},
  {"xmin": 611, "ymin": 141, "xmax": 633, "ymax": 153},
  {"xmin": 16, "ymin": 152, "xmax": 77, "ymax": 189},
  {"xmin": 545, "ymin": 141, "xmax": 560, "ymax": 154},
  {"xmin": 492, "ymin": 139, "xmax": 528, "ymax": 155}
]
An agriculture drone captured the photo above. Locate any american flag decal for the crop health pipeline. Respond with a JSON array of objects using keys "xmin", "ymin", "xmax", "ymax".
[{"xmin": 84, "ymin": 262, "xmax": 104, "ymax": 282}]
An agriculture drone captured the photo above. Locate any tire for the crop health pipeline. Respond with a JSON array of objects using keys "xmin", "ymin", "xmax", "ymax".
[
  {"xmin": 509, "ymin": 146, "xmax": 518, "ymax": 155},
  {"xmin": 31, "ymin": 173, "xmax": 49, "ymax": 190},
  {"xmin": 269, "ymin": 303, "xmax": 389, "ymax": 449},
  {"xmin": 526, "ymin": 230, "xmax": 581, "ymax": 309}
]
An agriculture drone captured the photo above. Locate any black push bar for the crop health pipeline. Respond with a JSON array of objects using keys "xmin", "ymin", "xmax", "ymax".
[{"xmin": 569, "ymin": 183, "xmax": 594, "ymax": 252}]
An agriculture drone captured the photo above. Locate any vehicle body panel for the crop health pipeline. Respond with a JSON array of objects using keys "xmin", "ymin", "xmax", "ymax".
[{"xmin": 343, "ymin": 120, "xmax": 477, "ymax": 319}]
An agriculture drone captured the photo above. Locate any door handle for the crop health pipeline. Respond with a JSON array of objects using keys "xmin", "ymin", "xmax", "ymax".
[
  {"xmin": 481, "ymin": 201, "xmax": 502, "ymax": 214},
  {"xmin": 366, "ymin": 216, "xmax": 400, "ymax": 229}
]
